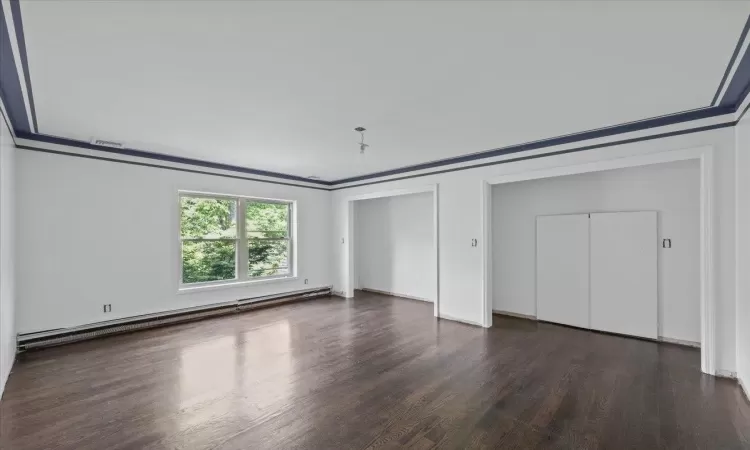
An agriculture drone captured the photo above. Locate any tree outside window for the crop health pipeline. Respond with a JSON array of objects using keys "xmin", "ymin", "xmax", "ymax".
[{"xmin": 180, "ymin": 194, "xmax": 292, "ymax": 285}]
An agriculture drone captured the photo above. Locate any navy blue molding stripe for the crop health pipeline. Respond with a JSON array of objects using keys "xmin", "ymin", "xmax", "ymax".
[
  {"xmin": 719, "ymin": 30, "xmax": 750, "ymax": 108},
  {"xmin": 9, "ymin": 105, "xmax": 740, "ymax": 189},
  {"xmin": 10, "ymin": 0, "xmax": 37, "ymax": 132},
  {"xmin": 332, "ymin": 121, "xmax": 736, "ymax": 191},
  {"xmin": 14, "ymin": 105, "xmax": 733, "ymax": 188},
  {"xmin": 712, "ymin": 15, "xmax": 750, "ymax": 106},
  {"xmin": 15, "ymin": 132, "xmax": 333, "ymax": 186},
  {"xmin": 0, "ymin": 97, "xmax": 16, "ymax": 144},
  {"xmin": 0, "ymin": 0, "xmax": 30, "ymax": 134},
  {"xmin": 332, "ymin": 106, "xmax": 734, "ymax": 185},
  {"xmin": 13, "ymin": 119, "xmax": 737, "ymax": 193},
  {"xmin": 14, "ymin": 144, "xmax": 332, "ymax": 192}
]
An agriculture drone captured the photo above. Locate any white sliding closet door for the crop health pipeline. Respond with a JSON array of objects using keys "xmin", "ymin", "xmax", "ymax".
[
  {"xmin": 590, "ymin": 212, "xmax": 657, "ymax": 339},
  {"xmin": 536, "ymin": 214, "xmax": 590, "ymax": 329}
]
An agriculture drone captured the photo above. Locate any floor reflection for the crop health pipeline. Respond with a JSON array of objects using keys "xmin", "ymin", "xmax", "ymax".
[
  {"xmin": 179, "ymin": 335, "xmax": 238, "ymax": 407},
  {"xmin": 238, "ymin": 320, "xmax": 292, "ymax": 408},
  {"xmin": 3, "ymin": 294, "xmax": 748, "ymax": 450}
]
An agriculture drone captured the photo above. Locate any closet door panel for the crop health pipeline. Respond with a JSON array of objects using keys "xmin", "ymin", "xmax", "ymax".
[
  {"xmin": 590, "ymin": 212, "xmax": 657, "ymax": 339},
  {"xmin": 536, "ymin": 214, "xmax": 590, "ymax": 329}
]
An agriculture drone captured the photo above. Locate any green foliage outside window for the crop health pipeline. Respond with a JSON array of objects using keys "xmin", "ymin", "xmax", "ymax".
[
  {"xmin": 180, "ymin": 196, "xmax": 291, "ymax": 284},
  {"xmin": 246, "ymin": 202, "xmax": 290, "ymax": 277},
  {"xmin": 180, "ymin": 197, "xmax": 237, "ymax": 284},
  {"xmin": 181, "ymin": 240, "xmax": 236, "ymax": 283}
]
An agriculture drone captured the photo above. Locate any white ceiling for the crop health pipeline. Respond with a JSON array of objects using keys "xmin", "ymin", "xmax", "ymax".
[{"xmin": 18, "ymin": 0, "xmax": 750, "ymax": 181}]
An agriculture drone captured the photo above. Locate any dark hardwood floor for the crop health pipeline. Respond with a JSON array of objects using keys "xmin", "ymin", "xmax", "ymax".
[{"xmin": 1, "ymin": 292, "xmax": 749, "ymax": 449}]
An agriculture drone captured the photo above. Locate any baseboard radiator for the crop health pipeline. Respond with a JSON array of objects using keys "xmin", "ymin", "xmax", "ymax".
[{"xmin": 17, "ymin": 286, "xmax": 332, "ymax": 351}]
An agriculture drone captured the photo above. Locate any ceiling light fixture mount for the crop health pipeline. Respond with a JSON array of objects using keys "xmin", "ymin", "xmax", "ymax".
[{"xmin": 354, "ymin": 127, "xmax": 369, "ymax": 154}]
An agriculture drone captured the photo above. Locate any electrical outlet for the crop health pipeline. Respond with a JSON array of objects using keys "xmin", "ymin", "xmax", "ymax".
[
  {"xmin": 304, "ymin": 279, "xmax": 308, "ymax": 284},
  {"xmin": 103, "ymin": 304, "xmax": 112, "ymax": 313}
]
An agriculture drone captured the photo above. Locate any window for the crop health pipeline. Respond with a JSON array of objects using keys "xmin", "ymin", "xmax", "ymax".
[
  {"xmin": 180, "ymin": 193, "xmax": 293, "ymax": 287},
  {"xmin": 246, "ymin": 200, "xmax": 291, "ymax": 277}
]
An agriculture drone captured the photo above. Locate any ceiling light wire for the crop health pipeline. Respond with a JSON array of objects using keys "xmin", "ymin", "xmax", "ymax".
[{"xmin": 354, "ymin": 126, "xmax": 369, "ymax": 154}]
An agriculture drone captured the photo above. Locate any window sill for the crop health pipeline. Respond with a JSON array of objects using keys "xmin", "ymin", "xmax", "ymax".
[{"xmin": 177, "ymin": 276, "xmax": 298, "ymax": 294}]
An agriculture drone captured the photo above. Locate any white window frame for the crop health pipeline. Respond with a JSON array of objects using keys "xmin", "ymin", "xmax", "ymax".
[{"xmin": 178, "ymin": 191, "xmax": 296, "ymax": 292}]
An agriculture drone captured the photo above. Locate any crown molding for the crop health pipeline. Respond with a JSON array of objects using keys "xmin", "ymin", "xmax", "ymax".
[{"xmin": 1, "ymin": 4, "xmax": 749, "ymax": 190}]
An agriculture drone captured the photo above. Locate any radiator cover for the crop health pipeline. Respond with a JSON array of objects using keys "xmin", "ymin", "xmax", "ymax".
[{"xmin": 17, "ymin": 286, "xmax": 331, "ymax": 351}]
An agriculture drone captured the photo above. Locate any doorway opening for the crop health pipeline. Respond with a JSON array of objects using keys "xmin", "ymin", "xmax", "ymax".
[
  {"xmin": 344, "ymin": 185, "xmax": 439, "ymax": 317},
  {"xmin": 481, "ymin": 146, "xmax": 715, "ymax": 374}
]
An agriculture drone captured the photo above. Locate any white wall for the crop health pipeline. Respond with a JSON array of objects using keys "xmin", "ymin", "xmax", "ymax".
[
  {"xmin": 492, "ymin": 160, "xmax": 700, "ymax": 343},
  {"xmin": 15, "ymin": 150, "xmax": 332, "ymax": 334},
  {"xmin": 0, "ymin": 116, "xmax": 16, "ymax": 397},
  {"xmin": 736, "ymin": 114, "xmax": 750, "ymax": 391},
  {"xmin": 8, "ymin": 114, "xmax": 745, "ymax": 381},
  {"xmin": 354, "ymin": 193, "xmax": 435, "ymax": 301},
  {"xmin": 332, "ymin": 125, "xmax": 737, "ymax": 374}
]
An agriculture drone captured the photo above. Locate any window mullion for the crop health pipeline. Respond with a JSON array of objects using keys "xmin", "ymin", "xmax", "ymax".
[
  {"xmin": 288, "ymin": 202, "xmax": 294, "ymax": 278},
  {"xmin": 237, "ymin": 198, "xmax": 249, "ymax": 281}
]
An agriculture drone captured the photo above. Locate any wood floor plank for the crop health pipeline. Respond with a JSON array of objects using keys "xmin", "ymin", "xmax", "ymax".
[{"xmin": 1, "ymin": 292, "xmax": 748, "ymax": 449}]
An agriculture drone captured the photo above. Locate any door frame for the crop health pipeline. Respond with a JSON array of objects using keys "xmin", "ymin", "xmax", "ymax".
[
  {"xmin": 480, "ymin": 145, "xmax": 716, "ymax": 375},
  {"xmin": 344, "ymin": 184, "xmax": 439, "ymax": 318}
]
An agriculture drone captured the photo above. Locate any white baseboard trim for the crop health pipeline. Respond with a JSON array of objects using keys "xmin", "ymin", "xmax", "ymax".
[
  {"xmin": 716, "ymin": 369, "xmax": 738, "ymax": 379},
  {"xmin": 18, "ymin": 287, "xmax": 333, "ymax": 351},
  {"xmin": 438, "ymin": 313, "xmax": 483, "ymax": 327},
  {"xmin": 658, "ymin": 336, "xmax": 701, "ymax": 348},
  {"xmin": 331, "ymin": 290, "xmax": 351, "ymax": 299},
  {"xmin": 358, "ymin": 287, "xmax": 432, "ymax": 303},
  {"xmin": 490, "ymin": 311, "xmax": 702, "ymax": 350},
  {"xmin": 0, "ymin": 351, "xmax": 17, "ymax": 402},
  {"xmin": 492, "ymin": 309, "xmax": 537, "ymax": 321},
  {"xmin": 21, "ymin": 286, "xmax": 332, "ymax": 341}
]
